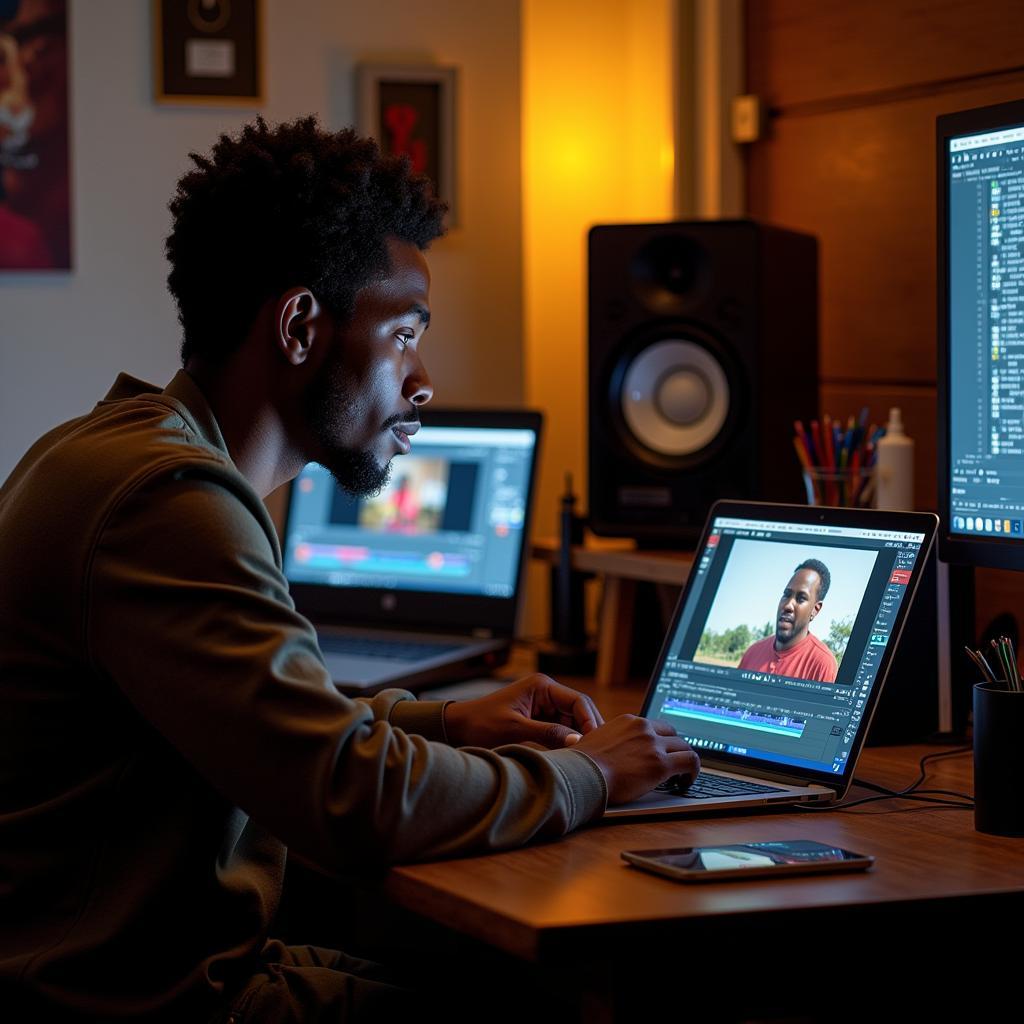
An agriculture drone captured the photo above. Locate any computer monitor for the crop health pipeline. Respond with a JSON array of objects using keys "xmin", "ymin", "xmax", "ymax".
[
  {"xmin": 938, "ymin": 97, "xmax": 1024, "ymax": 571},
  {"xmin": 936, "ymin": 97, "xmax": 1024, "ymax": 734}
]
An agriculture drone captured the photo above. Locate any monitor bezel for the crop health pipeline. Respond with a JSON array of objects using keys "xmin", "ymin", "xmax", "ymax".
[
  {"xmin": 281, "ymin": 408, "xmax": 543, "ymax": 635},
  {"xmin": 937, "ymin": 97, "xmax": 1024, "ymax": 571}
]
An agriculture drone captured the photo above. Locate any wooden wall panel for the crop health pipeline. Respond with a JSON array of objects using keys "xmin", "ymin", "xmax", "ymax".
[
  {"xmin": 748, "ymin": 75, "xmax": 1024, "ymax": 383},
  {"xmin": 748, "ymin": 0, "xmax": 1024, "ymax": 109},
  {"xmin": 976, "ymin": 567, "xmax": 1024, "ymax": 641},
  {"xmin": 746, "ymin": 0, "xmax": 1024, "ymax": 641}
]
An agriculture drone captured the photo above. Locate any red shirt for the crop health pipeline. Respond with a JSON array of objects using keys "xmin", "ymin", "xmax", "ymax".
[{"xmin": 738, "ymin": 631, "xmax": 839, "ymax": 683}]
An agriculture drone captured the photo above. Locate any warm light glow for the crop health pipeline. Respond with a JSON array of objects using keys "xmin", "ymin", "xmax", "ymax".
[{"xmin": 522, "ymin": 0, "xmax": 677, "ymax": 629}]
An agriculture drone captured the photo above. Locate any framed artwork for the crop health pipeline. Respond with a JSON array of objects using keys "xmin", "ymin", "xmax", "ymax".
[
  {"xmin": 0, "ymin": 0, "xmax": 71, "ymax": 270},
  {"xmin": 153, "ymin": 0, "xmax": 263, "ymax": 106},
  {"xmin": 357, "ymin": 64, "xmax": 457, "ymax": 225}
]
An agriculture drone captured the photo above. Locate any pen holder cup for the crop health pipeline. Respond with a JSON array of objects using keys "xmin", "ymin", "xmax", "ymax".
[
  {"xmin": 802, "ymin": 467, "xmax": 875, "ymax": 508},
  {"xmin": 973, "ymin": 682, "xmax": 1024, "ymax": 837}
]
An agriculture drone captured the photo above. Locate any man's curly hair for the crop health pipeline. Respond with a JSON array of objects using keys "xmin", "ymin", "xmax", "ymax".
[
  {"xmin": 165, "ymin": 116, "xmax": 447, "ymax": 365},
  {"xmin": 795, "ymin": 558, "xmax": 830, "ymax": 602}
]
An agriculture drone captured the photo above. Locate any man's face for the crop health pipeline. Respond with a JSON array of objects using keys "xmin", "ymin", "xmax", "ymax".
[
  {"xmin": 775, "ymin": 568, "xmax": 823, "ymax": 649},
  {"xmin": 306, "ymin": 237, "xmax": 433, "ymax": 496}
]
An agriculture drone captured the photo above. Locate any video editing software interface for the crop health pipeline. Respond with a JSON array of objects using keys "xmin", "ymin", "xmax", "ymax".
[
  {"xmin": 948, "ymin": 120, "xmax": 1024, "ymax": 538},
  {"xmin": 283, "ymin": 426, "xmax": 537, "ymax": 597},
  {"xmin": 646, "ymin": 516, "xmax": 926, "ymax": 776}
]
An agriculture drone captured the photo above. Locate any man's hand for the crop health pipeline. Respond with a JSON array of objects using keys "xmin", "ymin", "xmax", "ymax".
[
  {"xmin": 573, "ymin": 716, "xmax": 701, "ymax": 804},
  {"xmin": 442, "ymin": 674, "xmax": 604, "ymax": 749}
]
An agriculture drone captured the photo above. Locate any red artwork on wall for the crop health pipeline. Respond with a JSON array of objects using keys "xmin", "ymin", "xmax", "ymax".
[
  {"xmin": 0, "ymin": 0, "xmax": 71, "ymax": 271},
  {"xmin": 358, "ymin": 64, "xmax": 457, "ymax": 226}
]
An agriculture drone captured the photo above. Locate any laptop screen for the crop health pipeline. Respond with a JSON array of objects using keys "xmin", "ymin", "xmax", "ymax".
[
  {"xmin": 283, "ymin": 422, "xmax": 539, "ymax": 598},
  {"xmin": 642, "ymin": 510, "xmax": 929, "ymax": 779}
]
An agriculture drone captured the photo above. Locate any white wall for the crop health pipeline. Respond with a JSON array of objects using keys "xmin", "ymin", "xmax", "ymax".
[{"xmin": 0, "ymin": 0, "xmax": 523, "ymax": 481}]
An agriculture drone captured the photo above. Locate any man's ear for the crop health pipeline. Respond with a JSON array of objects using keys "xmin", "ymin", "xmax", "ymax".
[
  {"xmin": 811, "ymin": 600, "xmax": 823, "ymax": 620},
  {"xmin": 275, "ymin": 287, "xmax": 324, "ymax": 366}
]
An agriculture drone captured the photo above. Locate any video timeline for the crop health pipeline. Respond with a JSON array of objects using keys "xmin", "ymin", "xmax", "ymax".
[
  {"xmin": 292, "ymin": 543, "xmax": 472, "ymax": 578},
  {"xmin": 659, "ymin": 696, "xmax": 808, "ymax": 740}
]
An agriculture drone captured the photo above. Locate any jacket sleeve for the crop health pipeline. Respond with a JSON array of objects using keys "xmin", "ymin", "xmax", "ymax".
[{"xmin": 84, "ymin": 468, "xmax": 606, "ymax": 871}]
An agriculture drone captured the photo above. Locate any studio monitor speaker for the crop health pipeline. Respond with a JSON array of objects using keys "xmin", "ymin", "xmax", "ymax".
[{"xmin": 588, "ymin": 219, "xmax": 819, "ymax": 546}]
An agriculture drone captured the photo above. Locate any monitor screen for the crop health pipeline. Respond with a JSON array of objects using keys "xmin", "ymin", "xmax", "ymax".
[
  {"xmin": 642, "ymin": 513, "xmax": 928, "ymax": 777},
  {"xmin": 283, "ymin": 424, "xmax": 538, "ymax": 598},
  {"xmin": 942, "ymin": 103, "xmax": 1024, "ymax": 565}
]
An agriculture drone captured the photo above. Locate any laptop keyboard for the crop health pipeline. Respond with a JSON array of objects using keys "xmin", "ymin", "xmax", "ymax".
[
  {"xmin": 656, "ymin": 771, "xmax": 788, "ymax": 800},
  {"xmin": 319, "ymin": 635, "xmax": 463, "ymax": 661}
]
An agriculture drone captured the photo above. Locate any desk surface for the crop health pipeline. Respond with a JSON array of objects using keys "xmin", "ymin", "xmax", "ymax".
[
  {"xmin": 385, "ymin": 681, "xmax": 1023, "ymax": 967},
  {"xmin": 387, "ymin": 745, "xmax": 1024, "ymax": 962}
]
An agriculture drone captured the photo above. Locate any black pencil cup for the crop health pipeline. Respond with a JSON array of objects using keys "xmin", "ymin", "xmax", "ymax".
[{"xmin": 973, "ymin": 682, "xmax": 1024, "ymax": 837}]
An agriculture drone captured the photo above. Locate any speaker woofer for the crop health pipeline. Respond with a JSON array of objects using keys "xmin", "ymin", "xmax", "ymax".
[{"xmin": 619, "ymin": 338, "xmax": 730, "ymax": 457}]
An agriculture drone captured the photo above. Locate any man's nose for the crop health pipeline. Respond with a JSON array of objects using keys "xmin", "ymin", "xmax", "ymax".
[{"xmin": 404, "ymin": 351, "xmax": 433, "ymax": 406}]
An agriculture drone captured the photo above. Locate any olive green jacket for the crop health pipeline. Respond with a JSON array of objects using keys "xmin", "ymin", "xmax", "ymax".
[{"xmin": 0, "ymin": 371, "xmax": 606, "ymax": 1019}]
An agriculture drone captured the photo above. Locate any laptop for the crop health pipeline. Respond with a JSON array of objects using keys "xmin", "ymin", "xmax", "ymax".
[
  {"xmin": 605, "ymin": 499, "xmax": 938, "ymax": 818},
  {"xmin": 281, "ymin": 409, "xmax": 542, "ymax": 693}
]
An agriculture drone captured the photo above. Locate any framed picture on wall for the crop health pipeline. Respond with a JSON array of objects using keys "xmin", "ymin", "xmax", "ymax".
[
  {"xmin": 0, "ymin": 0, "xmax": 72, "ymax": 270},
  {"xmin": 153, "ymin": 0, "xmax": 263, "ymax": 106},
  {"xmin": 357, "ymin": 64, "xmax": 457, "ymax": 226}
]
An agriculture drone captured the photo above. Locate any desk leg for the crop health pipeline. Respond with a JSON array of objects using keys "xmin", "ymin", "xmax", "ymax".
[{"xmin": 596, "ymin": 576, "xmax": 636, "ymax": 687}]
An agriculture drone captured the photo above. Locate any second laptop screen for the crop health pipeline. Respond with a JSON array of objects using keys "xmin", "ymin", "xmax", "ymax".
[{"xmin": 283, "ymin": 426, "xmax": 537, "ymax": 597}]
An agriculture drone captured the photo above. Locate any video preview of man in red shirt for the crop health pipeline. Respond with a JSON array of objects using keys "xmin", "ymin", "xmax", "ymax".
[{"xmin": 738, "ymin": 559, "xmax": 839, "ymax": 683}]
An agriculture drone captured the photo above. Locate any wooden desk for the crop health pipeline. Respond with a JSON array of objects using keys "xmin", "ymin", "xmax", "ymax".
[{"xmin": 384, "ymin": 683, "xmax": 1023, "ymax": 1021}]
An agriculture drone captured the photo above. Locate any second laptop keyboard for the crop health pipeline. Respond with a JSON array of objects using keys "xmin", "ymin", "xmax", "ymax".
[{"xmin": 319, "ymin": 634, "xmax": 462, "ymax": 661}]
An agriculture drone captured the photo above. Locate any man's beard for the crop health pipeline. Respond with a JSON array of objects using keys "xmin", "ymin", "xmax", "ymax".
[
  {"xmin": 322, "ymin": 443, "xmax": 393, "ymax": 499},
  {"xmin": 307, "ymin": 359, "xmax": 393, "ymax": 499}
]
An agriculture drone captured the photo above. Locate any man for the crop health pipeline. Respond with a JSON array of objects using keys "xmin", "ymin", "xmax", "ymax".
[
  {"xmin": 0, "ymin": 117, "xmax": 699, "ymax": 1021},
  {"xmin": 738, "ymin": 559, "xmax": 839, "ymax": 683}
]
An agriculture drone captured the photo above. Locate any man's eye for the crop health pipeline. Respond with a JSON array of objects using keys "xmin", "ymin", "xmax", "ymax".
[{"xmin": 397, "ymin": 333, "xmax": 413, "ymax": 350}]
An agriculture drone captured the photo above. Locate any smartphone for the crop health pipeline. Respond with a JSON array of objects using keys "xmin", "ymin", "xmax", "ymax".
[{"xmin": 621, "ymin": 839, "xmax": 874, "ymax": 883}]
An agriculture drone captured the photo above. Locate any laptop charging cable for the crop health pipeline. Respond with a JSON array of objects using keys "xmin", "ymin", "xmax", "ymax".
[{"xmin": 794, "ymin": 746, "xmax": 974, "ymax": 812}]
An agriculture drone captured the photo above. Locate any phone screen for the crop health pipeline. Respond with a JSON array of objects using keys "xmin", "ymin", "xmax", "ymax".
[{"xmin": 623, "ymin": 839, "xmax": 872, "ymax": 880}]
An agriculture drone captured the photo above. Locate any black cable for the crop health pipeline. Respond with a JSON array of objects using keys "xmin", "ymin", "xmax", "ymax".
[
  {"xmin": 796, "ymin": 790, "xmax": 973, "ymax": 812},
  {"xmin": 900, "ymin": 745, "xmax": 973, "ymax": 795},
  {"xmin": 795, "ymin": 744, "xmax": 974, "ymax": 812}
]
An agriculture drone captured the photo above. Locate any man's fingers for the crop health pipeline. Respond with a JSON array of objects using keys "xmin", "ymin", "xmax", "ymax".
[
  {"xmin": 530, "ymin": 676, "xmax": 604, "ymax": 732},
  {"xmin": 661, "ymin": 735, "xmax": 696, "ymax": 754},
  {"xmin": 516, "ymin": 719, "xmax": 582, "ymax": 750},
  {"xmin": 667, "ymin": 751, "xmax": 702, "ymax": 773},
  {"xmin": 650, "ymin": 719, "xmax": 680, "ymax": 737},
  {"xmin": 570, "ymin": 692, "xmax": 603, "ymax": 732}
]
